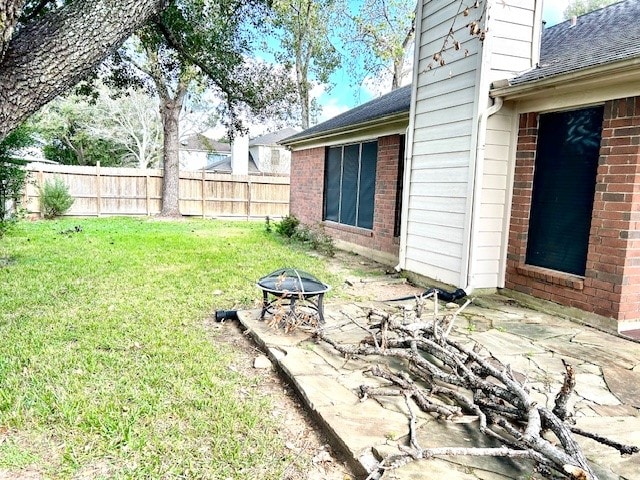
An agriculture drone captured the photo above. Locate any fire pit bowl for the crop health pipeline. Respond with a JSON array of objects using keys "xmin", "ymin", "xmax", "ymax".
[{"xmin": 257, "ymin": 268, "xmax": 331, "ymax": 325}]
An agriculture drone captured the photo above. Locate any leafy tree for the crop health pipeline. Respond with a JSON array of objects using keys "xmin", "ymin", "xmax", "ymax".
[
  {"xmin": 340, "ymin": 0, "xmax": 415, "ymax": 92},
  {"xmin": 0, "ymin": 0, "xmax": 170, "ymax": 142},
  {"xmin": 89, "ymin": 87, "xmax": 162, "ymax": 168},
  {"xmin": 269, "ymin": 0, "xmax": 341, "ymax": 129},
  {"xmin": 33, "ymin": 94, "xmax": 129, "ymax": 166},
  {"xmin": 110, "ymin": 0, "xmax": 297, "ymax": 216},
  {"xmin": 0, "ymin": 123, "xmax": 32, "ymax": 235},
  {"xmin": 564, "ymin": 0, "xmax": 617, "ymax": 18}
]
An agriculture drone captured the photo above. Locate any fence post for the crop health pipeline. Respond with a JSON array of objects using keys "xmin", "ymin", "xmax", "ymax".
[
  {"xmin": 246, "ymin": 178, "xmax": 252, "ymax": 220},
  {"xmin": 95, "ymin": 161, "xmax": 101, "ymax": 217},
  {"xmin": 37, "ymin": 168, "xmax": 44, "ymax": 218},
  {"xmin": 201, "ymin": 169, "xmax": 206, "ymax": 219},
  {"xmin": 145, "ymin": 172, "xmax": 151, "ymax": 216},
  {"xmin": 21, "ymin": 167, "xmax": 30, "ymax": 214}
]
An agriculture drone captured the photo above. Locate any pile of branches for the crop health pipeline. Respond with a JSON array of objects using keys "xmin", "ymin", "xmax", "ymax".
[{"xmin": 315, "ymin": 296, "xmax": 638, "ymax": 480}]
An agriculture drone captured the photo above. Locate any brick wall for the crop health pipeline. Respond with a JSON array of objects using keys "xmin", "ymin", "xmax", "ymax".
[
  {"xmin": 505, "ymin": 97, "xmax": 640, "ymax": 325},
  {"xmin": 289, "ymin": 135, "xmax": 402, "ymax": 258},
  {"xmin": 289, "ymin": 146, "xmax": 324, "ymax": 225}
]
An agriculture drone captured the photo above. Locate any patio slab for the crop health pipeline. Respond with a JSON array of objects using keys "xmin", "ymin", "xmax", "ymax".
[{"xmin": 235, "ymin": 282, "xmax": 640, "ymax": 479}]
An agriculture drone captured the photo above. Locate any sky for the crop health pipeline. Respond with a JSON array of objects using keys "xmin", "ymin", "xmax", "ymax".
[
  {"xmin": 311, "ymin": 0, "xmax": 571, "ymax": 125},
  {"xmin": 207, "ymin": 0, "xmax": 572, "ymax": 139}
]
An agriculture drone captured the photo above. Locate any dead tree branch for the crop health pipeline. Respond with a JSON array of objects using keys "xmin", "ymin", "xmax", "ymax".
[{"xmin": 314, "ymin": 301, "xmax": 638, "ymax": 480}]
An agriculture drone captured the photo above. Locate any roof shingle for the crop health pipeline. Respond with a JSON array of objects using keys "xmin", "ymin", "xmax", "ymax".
[
  {"xmin": 511, "ymin": 0, "xmax": 640, "ymax": 85},
  {"xmin": 281, "ymin": 84, "xmax": 412, "ymax": 144}
]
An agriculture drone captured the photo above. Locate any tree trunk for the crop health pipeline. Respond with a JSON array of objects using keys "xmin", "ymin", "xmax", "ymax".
[
  {"xmin": 0, "ymin": 0, "xmax": 26, "ymax": 61},
  {"xmin": 0, "ymin": 0, "xmax": 169, "ymax": 141},
  {"xmin": 392, "ymin": 58, "xmax": 402, "ymax": 90},
  {"xmin": 159, "ymin": 97, "xmax": 182, "ymax": 217}
]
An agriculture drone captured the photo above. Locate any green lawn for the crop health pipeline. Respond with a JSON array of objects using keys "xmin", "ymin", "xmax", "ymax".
[{"xmin": 0, "ymin": 217, "xmax": 332, "ymax": 479}]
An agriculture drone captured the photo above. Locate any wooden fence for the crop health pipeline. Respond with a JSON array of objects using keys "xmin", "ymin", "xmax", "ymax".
[{"xmin": 23, "ymin": 163, "xmax": 290, "ymax": 219}]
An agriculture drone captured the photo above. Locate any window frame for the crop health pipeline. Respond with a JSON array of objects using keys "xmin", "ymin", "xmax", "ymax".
[{"xmin": 323, "ymin": 140, "xmax": 378, "ymax": 230}]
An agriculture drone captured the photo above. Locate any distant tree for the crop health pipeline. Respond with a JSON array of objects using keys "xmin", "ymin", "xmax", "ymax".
[
  {"xmin": 89, "ymin": 88, "xmax": 162, "ymax": 168},
  {"xmin": 0, "ymin": 0, "xmax": 170, "ymax": 142},
  {"xmin": 33, "ymin": 94, "xmax": 128, "ymax": 167},
  {"xmin": 269, "ymin": 0, "xmax": 341, "ymax": 129},
  {"xmin": 564, "ymin": 0, "xmax": 617, "ymax": 18},
  {"xmin": 341, "ymin": 0, "xmax": 415, "ymax": 92},
  {"xmin": 110, "ymin": 0, "xmax": 297, "ymax": 216},
  {"xmin": 0, "ymin": 124, "xmax": 32, "ymax": 234}
]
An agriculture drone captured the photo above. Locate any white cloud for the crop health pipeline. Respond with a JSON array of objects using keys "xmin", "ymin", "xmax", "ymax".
[{"xmin": 318, "ymin": 98, "xmax": 350, "ymax": 124}]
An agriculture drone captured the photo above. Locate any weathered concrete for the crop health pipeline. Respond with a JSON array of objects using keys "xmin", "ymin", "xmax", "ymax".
[{"xmin": 236, "ymin": 282, "xmax": 640, "ymax": 480}]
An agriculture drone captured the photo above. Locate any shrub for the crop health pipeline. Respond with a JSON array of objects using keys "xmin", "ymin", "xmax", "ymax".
[
  {"xmin": 0, "ymin": 124, "xmax": 32, "ymax": 237},
  {"xmin": 292, "ymin": 224, "xmax": 335, "ymax": 257},
  {"xmin": 275, "ymin": 214, "xmax": 300, "ymax": 238},
  {"xmin": 40, "ymin": 177, "xmax": 74, "ymax": 219}
]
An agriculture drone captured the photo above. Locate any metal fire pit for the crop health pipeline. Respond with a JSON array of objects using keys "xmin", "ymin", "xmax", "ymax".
[{"xmin": 257, "ymin": 268, "xmax": 330, "ymax": 325}]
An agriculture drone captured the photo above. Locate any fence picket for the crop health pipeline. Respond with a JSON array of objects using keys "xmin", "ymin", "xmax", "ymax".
[{"xmin": 23, "ymin": 163, "xmax": 290, "ymax": 219}]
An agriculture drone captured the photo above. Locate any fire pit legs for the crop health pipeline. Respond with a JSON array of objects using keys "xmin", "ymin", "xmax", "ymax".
[
  {"xmin": 256, "ymin": 268, "xmax": 330, "ymax": 328},
  {"xmin": 259, "ymin": 290, "xmax": 326, "ymax": 325}
]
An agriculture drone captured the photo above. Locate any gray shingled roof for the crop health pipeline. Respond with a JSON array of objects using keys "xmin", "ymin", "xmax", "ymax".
[
  {"xmin": 205, "ymin": 156, "xmax": 260, "ymax": 173},
  {"xmin": 180, "ymin": 134, "xmax": 230, "ymax": 152},
  {"xmin": 511, "ymin": 0, "xmax": 640, "ymax": 85},
  {"xmin": 281, "ymin": 84, "xmax": 412, "ymax": 144},
  {"xmin": 250, "ymin": 127, "xmax": 300, "ymax": 146}
]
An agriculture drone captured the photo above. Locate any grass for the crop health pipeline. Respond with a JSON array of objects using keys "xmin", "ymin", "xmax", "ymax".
[{"xmin": 0, "ymin": 217, "xmax": 334, "ymax": 479}]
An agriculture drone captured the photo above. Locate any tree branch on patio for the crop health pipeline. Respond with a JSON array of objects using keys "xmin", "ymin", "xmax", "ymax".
[{"xmin": 314, "ymin": 296, "xmax": 638, "ymax": 480}]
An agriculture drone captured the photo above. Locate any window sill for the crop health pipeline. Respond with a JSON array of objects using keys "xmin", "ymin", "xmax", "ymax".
[
  {"xmin": 323, "ymin": 221, "xmax": 373, "ymax": 237},
  {"xmin": 516, "ymin": 264, "xmax": 584, "ymax": 290}
]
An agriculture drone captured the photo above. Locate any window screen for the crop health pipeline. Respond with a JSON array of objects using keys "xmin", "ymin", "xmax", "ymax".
[
  {"xmin": 526, "ymin": 106, "xmax": 603, "ymax": 275},
  {"xmin": 324, "ymin": 141, "xmax": 378, "ymax": 229}
]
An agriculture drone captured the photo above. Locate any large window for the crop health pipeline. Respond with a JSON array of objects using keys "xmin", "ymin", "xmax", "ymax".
[
  {"xmin": 526, "ymin": 106, "xmax": 603, "ymax": 276},
  {"xmin": 324, "ymin": 141, "xmax": 377, "ymax": 229}
]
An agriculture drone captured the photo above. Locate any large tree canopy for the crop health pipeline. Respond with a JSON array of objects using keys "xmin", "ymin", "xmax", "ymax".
[
  {"xmin": 341, "ymin": 0, "xmax": 415, "ymax": 91},
  {"xmin": 0, "ymin": 0, "xmax": 169, "ymax": 141},
  {"xmin": 564, "ymin": 0, "xmax": 617, "ymax": 18},
  {"xmin": 106, "ymin": 0, "xmax": 296, "ymax": 216},
  {"xmin": 269, "ymin": 0, "xmax": 341, "ymax": 130}
]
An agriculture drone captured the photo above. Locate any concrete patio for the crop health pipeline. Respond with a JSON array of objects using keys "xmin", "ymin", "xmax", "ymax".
[{"xmin": 235, "ymin": 265, "xmax": 640, "ymax": 480}]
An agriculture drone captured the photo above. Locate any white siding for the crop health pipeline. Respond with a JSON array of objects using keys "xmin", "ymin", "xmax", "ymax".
[
  {"xmin": 402, "ymin": 0, "xmax": 541, "ymax": 288},
  {"xmin": 403, "ymin": 0, "xmax": 482, "ymax": 286},
  {"xmin": 489, "ymin": 0, "xmax": 540, "ymax": 81}
]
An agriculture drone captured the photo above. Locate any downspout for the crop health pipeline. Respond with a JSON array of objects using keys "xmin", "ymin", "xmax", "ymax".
[
  {"xmin": 395, "ymin": 125, "xmax": 411, "ymax": 273},
  {"xmin": 465, "ymin": 96, "xmax": 503, "ymax": 295}
]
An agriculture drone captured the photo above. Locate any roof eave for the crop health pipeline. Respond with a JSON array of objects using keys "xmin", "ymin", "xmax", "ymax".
[
  {"xmin": 491, "ymin": 57, "xmax": 640, "ymax": 100},
  {"xmin": 281, "ymin": 112, "xmax": 409, "ymax": 148}
]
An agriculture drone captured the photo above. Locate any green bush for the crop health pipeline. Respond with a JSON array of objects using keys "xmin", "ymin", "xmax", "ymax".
[
  {"xmin": 0, "ymin": 124, "xmax": 32, "ymax": 237},
  {"xmin": 292, "ymin": 224, "xmax": 335, "ymax": 257},
  {"xmin": 40, "ymin": 177, "xmax": 74, "ymax": 219},
  {"xmin": 275, "ymin": 214, "xmax": 300, "ymax": 237}
]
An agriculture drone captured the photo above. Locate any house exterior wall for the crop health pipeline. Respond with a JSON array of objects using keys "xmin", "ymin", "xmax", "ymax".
[
  {"xmin": 505, "ymin": 96, "xmax": 640, "ymax": 330},
  {"xmin": 179, "ymin": 150, "xmax": 208, "ymax": 171},
  {"xmin": 251, "ymin": 145, "xmax": 292, "ymax": 174},
  {"xmin": 289, "ymin": 135, "xmax": 403, "ymax": 265},
  {"xmin": 476, "ymin": 106, "xmax": 518, "ymax": 287},
  {"xmin": 403, "ymin": 0, "xmax": 542, "ymax": 288},
  {"xmin": 403, "ymin": 0, "xmax": 482, "ymax": 286}
]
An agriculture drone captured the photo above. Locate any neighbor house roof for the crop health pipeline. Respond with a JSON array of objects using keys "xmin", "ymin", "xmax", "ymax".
[
  {"xmin": 205, "ymin": 156, "xmax": 260, "ymax": 173},
  {"xmin": 180, "ymin": 134, "xmax": 231, "ymax": 152},
  {"xmin": 510, "ymin": 0, "xmax": 640, "ymax": 86},
  {"xmin": 282, "ymin": 84, "xmax": 412, "ymax": 144},
  {"xmin": 250, "ymin": 128, "xmax": 300, "ymax": 146}
]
